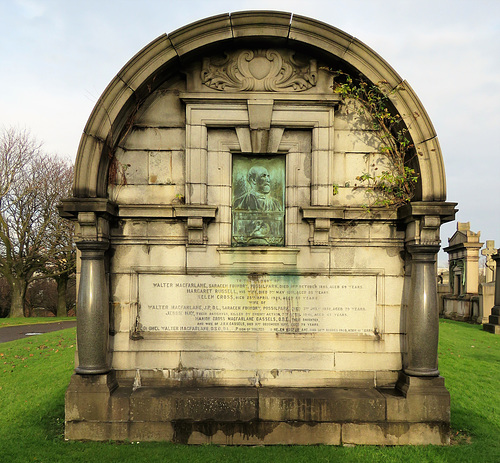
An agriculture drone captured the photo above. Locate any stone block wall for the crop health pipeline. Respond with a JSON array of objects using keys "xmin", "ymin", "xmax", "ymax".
[{"xmin": 86, "ymin": 66, "xmax": 410, "ymax": 388}]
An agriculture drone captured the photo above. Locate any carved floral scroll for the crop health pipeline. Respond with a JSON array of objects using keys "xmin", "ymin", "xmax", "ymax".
[{"xmin": 201, "ymin": 49, "xmax": 317, "ymax": 92}]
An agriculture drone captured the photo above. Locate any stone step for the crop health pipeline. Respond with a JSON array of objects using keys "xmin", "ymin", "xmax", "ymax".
[
  {"xmin": 490, "ymin": 306, "xmax": 500, "ymax": 316},
  {"xmin": 488, "ymin": 314, "xmax": 500, "ymax": 325},
  {"xmin": 483, "ymin": 323, "xmax": 500, "ymax": 334}
]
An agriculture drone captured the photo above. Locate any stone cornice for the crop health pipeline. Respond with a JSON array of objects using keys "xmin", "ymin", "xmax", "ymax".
[
  {"xmin": 58, "ymin": 198, "xmax": 117, "ymax": 220},
  {"xmin": 180, "ymin": 92, "xmax": 341, "ymax": 104},
  {"xmin": 397, "ymin": 202, "xmax": 458, "ymax": 224},
  {"xmin": 301, "ymin": 206, "xmax": 398, "ymax": 221}
]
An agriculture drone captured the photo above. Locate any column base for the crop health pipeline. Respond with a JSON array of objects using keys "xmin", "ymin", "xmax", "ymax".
[
  {"xmin": 397, "ymin": 372, "xmax": 448, "ymax": 396},
  {"xmin": 403, "ymin": 367, "xmax": 440, "ymax": 377},
  {"xmin": 75, "ymin": 365, "xmax": 111, "ymax": 375}
]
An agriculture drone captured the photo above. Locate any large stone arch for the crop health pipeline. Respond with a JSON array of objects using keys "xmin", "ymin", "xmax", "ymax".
[{"xmin": 74, "ymin": 11, "xmax": 446, "ymax": 202}]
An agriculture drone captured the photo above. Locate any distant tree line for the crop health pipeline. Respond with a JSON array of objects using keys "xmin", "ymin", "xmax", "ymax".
[{"xmin": 0, "ymin": 127, "xmax": 75, "ymax": 318}]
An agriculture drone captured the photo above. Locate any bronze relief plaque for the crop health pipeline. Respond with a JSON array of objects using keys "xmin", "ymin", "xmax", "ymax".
[{"xmin": 232, "ymin": 155, "xmax": 285, "ymax": 246}]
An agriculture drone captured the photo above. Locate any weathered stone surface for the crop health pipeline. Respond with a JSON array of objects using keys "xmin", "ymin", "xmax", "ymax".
[
  {"xmin": 65, "ymin": 373, "xmax": 121, "ymax": 422},
  {"xmin": 342, "ymin": 422, "xmax": 449, "ymax": 445},
  {"xmin": 65, "ymin": 421, "xmax": 130, "ymax": 441},
  {"xmin": 135, "ymin": 89, "xmax": 186, "ymax": 127},
  {"xmin": 130, "ymin": 387, "xmax": 258, "ymax": 422},
  {"xmin": 183, "ymin": 422, "xmax": 342, "ymax": 445},
  {"xmin": 259, "ymin": 388, "xmax": 386, "ymax": 422},
  {"xmin": 65, "ymin": 381, "xmax": 450, "ymax": 445},
  {"xmin": 386, "ymin": 393, "xmax": 450, "ymax": 423}
]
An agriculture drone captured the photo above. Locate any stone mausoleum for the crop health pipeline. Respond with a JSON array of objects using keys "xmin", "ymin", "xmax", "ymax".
[{"xmin": 60, "ymin": 12, "xmax": 457, "ymax": 445}]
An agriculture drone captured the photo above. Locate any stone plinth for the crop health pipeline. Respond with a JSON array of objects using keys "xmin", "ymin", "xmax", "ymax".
[{"xmin": 65, "ymin": 374, "xmax": 450, "ymax": 445}]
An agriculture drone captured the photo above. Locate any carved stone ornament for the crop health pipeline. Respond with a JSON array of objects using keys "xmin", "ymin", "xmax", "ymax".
[{"xmin": 201, "ymin": 49, "xmax": 317, "ymax": 92}]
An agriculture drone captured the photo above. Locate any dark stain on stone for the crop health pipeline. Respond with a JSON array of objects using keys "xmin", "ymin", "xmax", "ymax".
[{"xmin": 172, "ymin": 420, "xmax": 281, "ymax": 444}]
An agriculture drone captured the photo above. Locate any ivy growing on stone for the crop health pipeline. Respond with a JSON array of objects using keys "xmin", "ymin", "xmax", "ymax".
[{"xmin": 331, "ymin": 71, "xmax": 419, "ymax": 209}]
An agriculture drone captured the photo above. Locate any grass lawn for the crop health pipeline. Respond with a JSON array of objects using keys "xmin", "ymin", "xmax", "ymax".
[
  {"xmin": 0, "ymin": 316, "xmax": 76, "ymax": 328},
  {"xmin": 0, "ymin": 319, "xmax": 498, "ymax": 462}
]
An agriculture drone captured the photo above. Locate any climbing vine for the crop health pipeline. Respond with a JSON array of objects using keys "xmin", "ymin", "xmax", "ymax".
[{"xmin": 331, "ymin": 71, "xmax": 419, "ymax": 209}]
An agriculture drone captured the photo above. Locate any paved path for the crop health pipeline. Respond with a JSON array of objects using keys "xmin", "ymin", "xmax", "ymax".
[{"xmin": 0, "ymin": 320, "xmax": 77, "ymax": 343}]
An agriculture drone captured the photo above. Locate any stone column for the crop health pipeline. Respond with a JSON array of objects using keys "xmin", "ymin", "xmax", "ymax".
[
  {"xmin": 398, "ymin": 202, "xmax": 457, "ymax": 376},
  {"xmin": 405, "ymin": 244, "xmax": 441, "ymax": 377},
  {"xmin": 75, "ymin": 240, "xmax": 110, "ymax": 374}
]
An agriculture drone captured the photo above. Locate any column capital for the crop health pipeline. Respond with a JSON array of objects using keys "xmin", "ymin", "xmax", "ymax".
[
  {"xmin": 406, "ymin": 244, "xmax": 441, "ymax": 260},
  {"xmin": 58, "ymin": 198, "xmax": 117, "ymax": 220},
  {"xmin": 399, "ymin": 201, "xmax": 457, "ymax": 247},
  {"xmin": 398, "ymin": 201, "xmax": 458, "ymax": 223},
  {"xmin": 76, "ymin": 240, "xmax": 109, "ymax": 252}
]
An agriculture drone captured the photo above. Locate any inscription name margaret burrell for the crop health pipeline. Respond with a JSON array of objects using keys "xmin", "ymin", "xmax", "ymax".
[{"xmin": 138, "ymin": 274, "xmax": 379, "ymax": 335}]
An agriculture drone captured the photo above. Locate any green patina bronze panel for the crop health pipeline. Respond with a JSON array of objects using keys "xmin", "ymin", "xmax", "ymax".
[{"xmin": 232, "ymin": 155, "xmax": 285, "ymax": 246}]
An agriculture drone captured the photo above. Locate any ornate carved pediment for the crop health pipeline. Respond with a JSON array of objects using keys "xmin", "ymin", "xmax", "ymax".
[{"xmin": 201, "ymin": 49, "xmax": 317, "ymax": 92}]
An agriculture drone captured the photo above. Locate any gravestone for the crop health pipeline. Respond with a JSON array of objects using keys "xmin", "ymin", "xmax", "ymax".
[
  {"xmin": 482, "ymin": 240, "xmax": 497, "ymax": 283},
  {"xmin": 480, "ymin": 240, "xmax": 497, "ymax": 324},
  {"xmin": 60, "ymin": 12, "xmax": 457, "ymax": 445},
  {"xmin": 484, "ymin": 252, "xmax": 500, "ymax": 334},
  {"xmin": 442, "ymin": 222, "xmax": 483, "ymax": 321}
]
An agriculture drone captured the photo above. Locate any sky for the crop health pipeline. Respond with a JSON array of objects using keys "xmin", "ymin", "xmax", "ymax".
[{"xmin": 1, "ymin": 0, "xmax": 499, "ymax": 264}]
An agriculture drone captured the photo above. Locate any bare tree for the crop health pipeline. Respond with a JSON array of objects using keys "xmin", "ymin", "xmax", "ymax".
[
  {"xmin": 0, "ymin": 277, "xmax": 11, "ymax": 317},
  {"xmin": 0, "ymin": 128, "xmax": 74, "ymax": 317},
  {"xmin": 46, "ymin": 187, "xmax": 76, "ymax": 317}
]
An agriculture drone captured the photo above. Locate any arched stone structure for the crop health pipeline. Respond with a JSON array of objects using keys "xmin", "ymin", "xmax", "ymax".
[
  {"xmin": 73, "ymin": 11, "xmax": 446, "ymax": 201},
  {"xmin": 62, "ymin": 12, "xmax": 457, "ymax": 445}
]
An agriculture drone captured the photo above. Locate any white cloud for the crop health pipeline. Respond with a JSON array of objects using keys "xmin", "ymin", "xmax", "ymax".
[{"xmin": 15, "ymin": 0, "xmax": 46, "ymax": 18}]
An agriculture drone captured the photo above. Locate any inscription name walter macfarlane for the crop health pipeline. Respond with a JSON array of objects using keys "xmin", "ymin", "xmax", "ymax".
[{"xmin": 138, "ymin": 274, "xmax": 378, "ymax": 335}]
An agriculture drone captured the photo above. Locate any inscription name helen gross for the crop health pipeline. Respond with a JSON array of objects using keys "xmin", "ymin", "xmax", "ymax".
[{"xmin": 138, "ymin": 274, "xmax": 378, "ymax": 334}]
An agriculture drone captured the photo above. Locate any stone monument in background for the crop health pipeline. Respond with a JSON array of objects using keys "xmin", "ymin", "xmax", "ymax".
[
  {"xmin": 484, "ymin": 249, "xmax": 500, "ymax": 334},
  {"xmin": 482, "ymin": 240, "xmax": 497, "ymax": 283},
  {"xmin": 442, "ymin": 222, "xmax": 483, "ymax": 321},
  {"xmin": 60, "ymin": 12, "xmax": 457, "ymax": 445},
  {"xmin": 480, "ymin": 240, "xmax": 497, "ymax": 325}
]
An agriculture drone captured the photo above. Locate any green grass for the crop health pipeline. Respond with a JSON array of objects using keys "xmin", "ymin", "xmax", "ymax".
[
  {"xmin": 0, "ymin": 316, "xmax": 76, "ymax": 328},
  {"xmin": 0, "ymin": 319, "xmax": 498, "ymax": 462}
]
